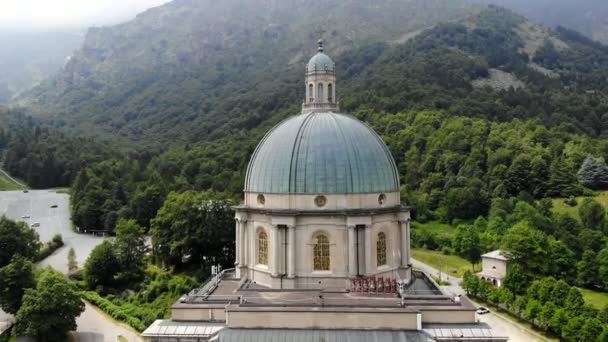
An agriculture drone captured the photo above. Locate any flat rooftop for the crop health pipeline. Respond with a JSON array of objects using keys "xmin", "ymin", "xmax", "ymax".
[{"xmin": 174, "ymin": 270, "xmax": 475, "ymax": 313}]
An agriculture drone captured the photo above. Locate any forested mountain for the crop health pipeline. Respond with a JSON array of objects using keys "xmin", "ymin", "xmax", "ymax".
[
  {"xmin": 484, "ymin": 0, "xmax": 608, "ymax": 44},
  {"xmin": 18, "ymin": 0, "xmax": 482, "ymax": 143},
  {"xmin": 0, "ymin": 31, "xmax": 83, "ymax": 102}
]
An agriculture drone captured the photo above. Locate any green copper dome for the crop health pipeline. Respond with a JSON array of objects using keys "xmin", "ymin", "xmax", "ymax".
[
  {"xmin": 307, "ymin": 52, "xmax": 335, "ymax": 73},
  {"xmin": 245, "ymin": 112, "xmax": 400, "ymax": 194}
]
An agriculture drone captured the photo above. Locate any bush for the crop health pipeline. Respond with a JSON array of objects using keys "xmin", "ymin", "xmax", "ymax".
[
  {"xmin": 441, "ymin": 246, "xmax": 454, "ymax": 255},
  {"xmin": 564, "ymin": 196, "xmax": 578, "ymax": 207},
  {"xmin": 37, "ymin": 234, "xmax": 64, "ymax": 261}
]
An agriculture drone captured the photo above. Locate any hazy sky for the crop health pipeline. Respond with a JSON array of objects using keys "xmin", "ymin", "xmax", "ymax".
[{"xmin": 0, "ymin": 0, "xmax": 172, "ymax": 31}]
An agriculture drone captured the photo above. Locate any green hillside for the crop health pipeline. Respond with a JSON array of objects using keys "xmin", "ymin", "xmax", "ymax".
[
  {"xmin": 552, "ymin": 192, "xmax": 608, "ymax": 222},
  {"xmin": 18, "ymin": 0, "xmax": 481, "ymax": 144},
  {"xmin": 0, "ymin": 169, "xmax": 25, "ymax": 191}
]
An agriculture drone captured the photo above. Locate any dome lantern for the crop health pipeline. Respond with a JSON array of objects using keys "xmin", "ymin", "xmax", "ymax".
[{"xmin": 303, "ymin": 40, "xmax": 338, "ymax": 113}]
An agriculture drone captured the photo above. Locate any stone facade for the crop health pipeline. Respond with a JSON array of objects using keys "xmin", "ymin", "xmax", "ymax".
[{"xmin": 234, "ymin": 192, "xmax": 412, "ymax": 288}]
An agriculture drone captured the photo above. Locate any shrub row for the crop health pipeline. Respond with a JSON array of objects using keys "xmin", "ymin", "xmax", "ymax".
[
  {"xmin": 81, "ymin": 291, "xmax": 147, "ymax": 332},
  {"xmin": 37, "ymin": 234, "xmax": 64, "ymax": 261}
]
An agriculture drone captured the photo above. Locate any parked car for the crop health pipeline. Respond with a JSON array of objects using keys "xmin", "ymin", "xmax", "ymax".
[
  {"xmin": 21, "ymin": 215, "xmax": 30, "ymax": 219},
  {"xmin": 23, "ymin": 190, "xmax": 29, "ymax": 193},
  {"xmin": 50, "ymin": 204, "xmax": 58, "ymax": 208},
  {"xmin": 476, "ymin": 307, "xmax": 490, "ymax": 315},
  {"xmin": 31, "ymin": 222, "xmax": 40, "ymax": 227}
]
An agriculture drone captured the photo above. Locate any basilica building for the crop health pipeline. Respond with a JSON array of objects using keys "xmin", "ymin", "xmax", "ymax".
[
  {"xmin": 142, "ymin": 41, "xmax": 508, "ymax": 342},
  {"xmin": 234, "ymin": 40, "xmax": 412, "ymax": 289}
]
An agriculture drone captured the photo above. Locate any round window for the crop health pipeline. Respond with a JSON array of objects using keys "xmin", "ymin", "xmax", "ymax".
[
  {"xmin": 378, "ymin": 194, "xmax": 387, "ymax": 205},
  {"xmin": 257, "ymin": 194, "xmax": 266, "ymax": 205},
  {"xmin": 314, "ymin": 195, "xmax": 327, "ymax": 207}
]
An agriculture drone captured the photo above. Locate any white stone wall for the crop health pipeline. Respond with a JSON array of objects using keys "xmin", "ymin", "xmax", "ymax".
[
  {"xmin": 235, "ymin": 208, "xmax": 411, "ymax": 288},
  {"xmin": 481, "ymin": 257, "xmax": 508, "ymax": 279}
]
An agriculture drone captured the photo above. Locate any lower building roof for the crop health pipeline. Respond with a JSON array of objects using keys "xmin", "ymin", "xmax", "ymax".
[
  {"xmin": 142, "ymin": 319, "xmax": 225, "ymax": 338},
  {"xmin": 216, "ymin": 328, "xmax": 433, "ymax": 342}
]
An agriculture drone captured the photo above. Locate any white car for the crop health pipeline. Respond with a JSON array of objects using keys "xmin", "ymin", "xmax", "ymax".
[
  {"xmin": 476, "ymin": 307, "xmax": 490, "ymax": 315},
  {"xmin": 21, "ymin": 215, "xmax": 30, "ymax": 219},
  {"xmin": 31, "ymin": 222, "xmax": 40, "ymax": 227}
]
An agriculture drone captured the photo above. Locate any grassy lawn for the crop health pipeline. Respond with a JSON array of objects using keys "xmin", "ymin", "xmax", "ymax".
[
  {"xmin": 412, "ymin": 221, "xmax": 455, "ymax": 237},
  {"xmin": 552, "ymin": 191, "xmax": 608, "ymax": 222},
  {"xmin": 0, "ymin": 169, "xmax": 25, "ymax": 191},
  {"xmin": 412, "ymin": 248, "xmax": 476, "ymax": 277},
  {"xmin": 579, "ymin": 287, "xmax": 608, "ymax": 309}
]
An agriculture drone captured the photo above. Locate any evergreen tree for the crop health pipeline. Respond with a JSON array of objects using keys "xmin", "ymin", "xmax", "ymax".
[
  {"xmin": 547, "ymin": 158, "xmax": 581, "ymax": 197},
  {"xmin": 576, "ymin": 250, "xmax": 600, "ymax": 287},
  {"xmin": 67, "ymin": 247, "xmax": 77, "ymax": 272},
  {"xmin": 577, "ymin": 154, "xmax": 608, "ymax": 189}
]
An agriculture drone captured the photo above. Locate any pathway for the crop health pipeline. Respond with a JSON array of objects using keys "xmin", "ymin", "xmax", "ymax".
[
  {"xmin": 412, "ymin": 257, "xmax": 553, "ymax": 342},
  {"xmin": 72, "ymin": 302, "xmax": 143, "ymax": 342}
]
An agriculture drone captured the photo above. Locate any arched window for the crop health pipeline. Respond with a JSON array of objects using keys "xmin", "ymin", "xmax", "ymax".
[
  {"xmin": 377, "ymin": 232, "xmax": 387, "ymax": 266},
  {"xmin": 317, "ymin": 83, "xmax": 324, "ymax": 102},
  {"xmin": 309, "ymin": 84, "xmax": 314, "ymax": 103},
  {"xmin": 327, "ymin": 83, "xmax": 333, "ymax": 103},
  {"xmin": 258, "ymin": 230, "xmax": 268, "ymax": 265},
  {"xmin": 313, "ymin": 234, "xmax": 330, "ymax": 271}
]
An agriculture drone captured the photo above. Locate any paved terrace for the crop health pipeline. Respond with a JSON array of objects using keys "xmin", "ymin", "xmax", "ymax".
[{"xmin": 174, "ymin": 270, "xmax": 475, "ymax": 312}]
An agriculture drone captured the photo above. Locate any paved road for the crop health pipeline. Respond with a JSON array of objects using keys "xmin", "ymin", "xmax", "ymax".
[
  {"xmin": 0, "ymin": 190, "xmax": 107, "ymax": 273},
  {"xmin": 0, "ymin": 190, "xmax": 142, "ymax": 342},
  {"xmin": 72, "ymin": 302, "xmax": 143, "ymax": 342},
  {"xmin": 412, "ymin": 257, "xmax": 552, "ymax": 342}
]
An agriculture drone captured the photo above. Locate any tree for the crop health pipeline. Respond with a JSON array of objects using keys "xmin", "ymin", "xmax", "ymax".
[
  {"xmin": 523, "ymin": 299, "xmax": 542, "ymax": 323},
  {"xmin": 114, "ymin": 218, "xmax": 147, "ymax": 285},
  {"xmin": 549, "ymin": 308, "xmax": 570, "ymax": 336},
  {"xmin": 503, "ymin": 263, "xmax": 530, "ymax": 295},
  {"xmin": 15, "ymin": 268, "xmax": 84, "ymax": 342},
  {"xmin": 0, "ymin": 255, "xmax": 35, "ymax": 314},
  {"xmin": 151, "ymin": 191, "xmax": 235, "ymax": 268},
  {"xmin": 67, "ymin": 247, "xmax": 77, "ymax": 272},
  {"xmin": 579, "ymin": 198, "xmax": 606, "ymax": 231},
  {"xmin": 501, "ymin": 221, "xmax": 547, "ymax": 274},
  {"xmin": 84, "ymin": 240, "xmax": 120, "ymax": 290},
  {"xmin": 577, "ymin": 155, "xmax": 608, "ymax": 190},
  {"xmin": 452, "ymin": 225, "xmax": 482, "ymax": 266},
  {"xmin": 537, "ymin": 301, "xmax": 556, "ymax": 330},
  {"xmin": 461, "ymin": 271, "xmax": 480, "ymax": 296},
  {"xmin": 547, "ymin": 157, "xmax": 581, "ymax": 197},
  {"xmin": 562, "ymin": 316, "xmax": 585, "ymax": 342},
  {"xmin": 546, "ymin": 238, "xmax": 575, "ymax": 281},
  {"xmin": 577, "ymin": 250, "xmax": 600, "ymax": 287},
  {"xmin": 0, "ymin": 216, "xmax": 40, "ymax": 267},
  {"xmin": 579, "ymin": 228, "xmax": 605, "ymax": 253},
  {"xmin": 579, "ymin": 318, "xmax": 604, "ymax": 342},
  {"xmin": 441, "ymin": 178, "xmax": 490, "ymax": 221},
  {"xmin": 565, "ymin": 287, "xmax": 585, "ymax": 316}
]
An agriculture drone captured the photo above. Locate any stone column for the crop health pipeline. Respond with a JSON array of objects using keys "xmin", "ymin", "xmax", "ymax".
[
  {"xmin": 272, "ymin": 224, "xmax": 281, "ymax": 277},
  {"xmin": 400, "ymin": 220, "xmax": 408, "ymax": 267},
  {"xmin": 364, "ymin": 225, "xmax": 372, "ymax": 276},
  {"xmin": 287, "ymin": 225, "xmax": 296, "ymax": 278},
  {"xmin": 406, "ymin": 219, "xmax": 412, "ymax": 265},
  {"xmin": 235, "ymin": 219, "xmax": 240, "ymax": 266},
  {"xmin": 348, "ymin": 225, "xmax": 357, "ymax": 278},
  {"xmin": 240, "ymin": 219, "xmax": 248, "ymax": 267}
]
